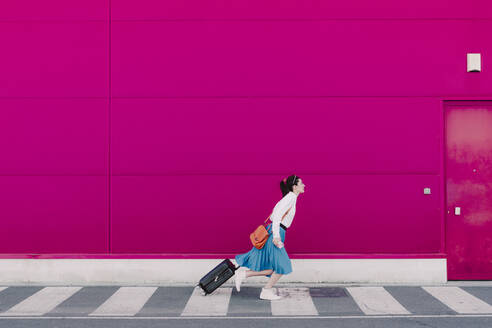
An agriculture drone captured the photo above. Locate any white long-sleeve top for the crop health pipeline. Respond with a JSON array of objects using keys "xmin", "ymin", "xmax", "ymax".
[{"xmin": 270, "ymin": 191, "xmax": 297, "ymax": 239}]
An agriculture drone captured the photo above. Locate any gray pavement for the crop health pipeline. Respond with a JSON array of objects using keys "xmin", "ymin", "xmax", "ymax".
[
  {"xmin": 1, "ymin": 317, "xmax": 492, "ymax": 328},
  {"xmin": 0, "ymin": 285, "xmax": 490, "ymax": 327}
]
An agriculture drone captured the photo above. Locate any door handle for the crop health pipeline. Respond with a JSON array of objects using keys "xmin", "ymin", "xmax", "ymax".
[{"xmin": 455, "ymin": 207, "xmax": 461, "ymax": 215}]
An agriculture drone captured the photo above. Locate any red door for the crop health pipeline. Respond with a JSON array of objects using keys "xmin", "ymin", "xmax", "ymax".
[{"xmin": 445, "ymin": 101, "xmax": 492, "ymax": 280}]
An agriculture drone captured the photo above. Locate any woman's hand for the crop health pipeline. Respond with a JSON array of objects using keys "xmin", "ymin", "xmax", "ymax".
[{"xmin": 273, "ymin": 237, "xmax": 283, "ymax": 248}]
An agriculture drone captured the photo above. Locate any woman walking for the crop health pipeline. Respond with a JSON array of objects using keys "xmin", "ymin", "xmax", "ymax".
[{"xmin": 234, "ymin": 175, "xmax": 306, "ymax": 300}]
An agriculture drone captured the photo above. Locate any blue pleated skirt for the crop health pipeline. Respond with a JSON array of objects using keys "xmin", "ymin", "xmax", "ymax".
[{"xmin": 235, "ymin": 224, "xmax": 292, "ymax": 276}]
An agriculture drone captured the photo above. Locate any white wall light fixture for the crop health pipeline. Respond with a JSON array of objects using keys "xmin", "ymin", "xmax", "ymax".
[{"xmin": 467, "ymin": 53, "xmax": 481, "ymax": 72}]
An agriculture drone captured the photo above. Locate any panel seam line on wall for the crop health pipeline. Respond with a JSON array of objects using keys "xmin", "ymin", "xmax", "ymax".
[
  {"xmin": 108, "ymin": 0, "xmax": 112, "ymax": 254},
  {"xmin": 109, "ymin": 18, "xmax": 492, "ymax": 22}
]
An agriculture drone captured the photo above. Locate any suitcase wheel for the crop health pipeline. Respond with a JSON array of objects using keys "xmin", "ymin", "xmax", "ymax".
[{"xmin": 196, "ymin": 285, "xmax": 207, "ymax": 296}]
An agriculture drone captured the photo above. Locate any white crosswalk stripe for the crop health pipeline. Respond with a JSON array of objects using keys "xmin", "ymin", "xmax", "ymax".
[
  {"xmin": 89, "ymin": 287, "xmax": 157, "ymax": 316},
  {"xmin": 271, "ymin": 288, "xmax": 318, "ymax": 316},
  {"xmin": 422, "ymin": 287, "xmax": 492, "ymax": 314},
  {"xmin": 0, "ymin": 287, "xmax": 7, "ymax": 293},
  {"xmin": 0, "ymin": 287, "xmax": 82, "ymax": 316},
  {"xmin": 181, "ymin": 287, "xmax": 232, "ymax": 316},
  {"xmin": 346, "ymin": 287, "xmax": 411, "ymax": 315}
]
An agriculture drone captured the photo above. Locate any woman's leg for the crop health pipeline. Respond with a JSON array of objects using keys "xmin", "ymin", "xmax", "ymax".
[
  {"xmin": 264, "ymin": 272, "xmax": 283, "ymax": 288},
  {"xmin": 245, "ymin": 269, "xmax": 273, "ymax": 278}
]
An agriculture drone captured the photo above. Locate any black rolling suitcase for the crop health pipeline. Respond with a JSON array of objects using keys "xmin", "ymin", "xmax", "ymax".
[{"xmin": 198, "ymin": 259, "xmax": 240, "ymax": 295}]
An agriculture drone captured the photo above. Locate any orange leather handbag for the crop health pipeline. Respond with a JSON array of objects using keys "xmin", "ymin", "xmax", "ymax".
[{"xmin": 250, "ymin": 208, "xmax": 291, "ymax": 249}]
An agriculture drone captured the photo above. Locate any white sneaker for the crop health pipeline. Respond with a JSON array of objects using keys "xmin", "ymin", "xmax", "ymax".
[
  {"xmin": 259, "ymin": 287, "xmax": 282, "ymax": 300},
  {"xmin": 235, "ymin": 270, "xmax": 246, "ymax": 292}
]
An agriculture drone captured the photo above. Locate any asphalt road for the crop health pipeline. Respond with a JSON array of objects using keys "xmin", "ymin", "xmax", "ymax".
[
  {"xmin": 0, "ymin": 285, "xmax": 491, "ymax": 327},
  {"xmin": 1, "ymin": 317, "xmax": 492, "ymax": 328}
]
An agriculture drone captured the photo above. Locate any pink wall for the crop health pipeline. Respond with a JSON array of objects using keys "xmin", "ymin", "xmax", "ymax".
[{"xmin": 0, "ymin": 1, "xmax": 491, "ymax": 258}]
